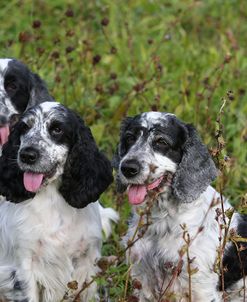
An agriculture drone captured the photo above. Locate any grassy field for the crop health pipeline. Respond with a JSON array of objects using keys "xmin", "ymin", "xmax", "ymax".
[{"xmin": 0, "ymin": 0, "xmax": 246, "ymax": 300}]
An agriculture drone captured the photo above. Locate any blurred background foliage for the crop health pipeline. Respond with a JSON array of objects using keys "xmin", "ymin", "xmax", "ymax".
[{"xmin": 0, "ymin": 0, "xmax": 246, "ymax": 299}]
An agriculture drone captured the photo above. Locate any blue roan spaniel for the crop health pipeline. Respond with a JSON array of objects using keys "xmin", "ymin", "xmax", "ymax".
[
  {"xmin": 114, "ymin": 111, "xmax": 247, "ymax": 302},
  {"xmin": 0, "ymin": 102, "xmax": 117, "ymax": 302},
  {"xmin": 0, "ymin": 58, "xmax": 53, "ymax": 152}
]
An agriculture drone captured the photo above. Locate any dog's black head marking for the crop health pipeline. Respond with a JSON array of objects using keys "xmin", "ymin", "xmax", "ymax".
[
  {"xmin": 114, "ymin": 112, "xmax": 217, "ymax": 203},
  {"xmin": 0, "ymin": 102, "xmax": 113, "ymax": 208},
  {"xmin": 0, "ymin": 58, "xmax": 53, "ymax": 131}
]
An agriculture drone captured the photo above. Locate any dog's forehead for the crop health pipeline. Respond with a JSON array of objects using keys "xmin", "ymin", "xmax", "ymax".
[
  {"xmin": 0, "ymin": 58, "xmax": 11, "ymax": 74},
  {"xmin": 139, "ymin": 112, "xmax": 175, "ymax": 128},
  {"xmin": 39, "ymin": 101, "xmax": 61, "ymax": 113},
  {"xmin": 0, "ymin": 59, "xmax": 12, "ymax": 88},
  {"xmin": 23, "ymin": 102, "xmax": 64, "ymax": 124}
]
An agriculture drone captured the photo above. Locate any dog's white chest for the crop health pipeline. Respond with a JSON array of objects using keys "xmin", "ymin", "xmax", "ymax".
[{"xmin": 0, "ymin": 184, "xmax": 102, "ymax": 302}]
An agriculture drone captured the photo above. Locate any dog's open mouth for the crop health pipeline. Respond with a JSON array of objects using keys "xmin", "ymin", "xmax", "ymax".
[
  {"xmin": 0, "ymin": 125, "xmax": 10, "ymax": 146},
  {"xmin": 23, "ymin": 167, "xmax": 57, "ymax": 193},
  {"xmin": 127, "ymin": 173, "xmax": 173, "ymax": 205}
]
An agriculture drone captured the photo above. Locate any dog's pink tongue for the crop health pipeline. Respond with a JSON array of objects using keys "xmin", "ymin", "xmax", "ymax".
[
  {"xmin": 147, "ymin": 176, "xmax": 164, "ymax": 190},
  {"xmin": 0, "ymin": 125, "xmax": 10, "ymax": 145},
  {"xmin": 128, "ymin": 185, "xmax": 147, "ymax": 205},
  {"xmin": 23, "ymin": 172, "xmax": 44, "ymax": 192},
  {"xmin": 127, "ymin": 176, "xmax": 164, "ymax": 205}
]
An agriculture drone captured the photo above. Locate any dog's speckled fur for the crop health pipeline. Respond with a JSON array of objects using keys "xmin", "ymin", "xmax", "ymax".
[{"xmin": 114, "ymin": 112, "xmax": 246, "ymax": 301}]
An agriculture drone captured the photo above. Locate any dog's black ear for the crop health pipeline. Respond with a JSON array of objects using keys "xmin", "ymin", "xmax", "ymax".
[
  {"xmin": 8, "ymin": 59, "xmax": 53, "ymax": 109},
  {"xmin": 0, "ymin": 122, "xmax": 34, "ymax": 202},
  {"xmin": 27, "ymin": 72, "xmax": 54, "ymax": 108},
  {"xmin": 59, "ymin": 114, "xmax": 113, "ymax": 208},
  {"xmin": 172, "ymin": 124, "xmax": 217, "ymax": 203}
]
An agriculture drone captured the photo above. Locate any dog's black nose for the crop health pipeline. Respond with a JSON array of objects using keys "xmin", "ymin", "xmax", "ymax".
[
  {"xmin": 0, "ymin": 115, "xmax": 7, "ymax": 127},
  {"xmin": 121, "ymin": 160, "xmax": 140, "ymax": 178},
  {"xmin": 20, "ymin": 147, "xmax": 39, "ymax": 165}
]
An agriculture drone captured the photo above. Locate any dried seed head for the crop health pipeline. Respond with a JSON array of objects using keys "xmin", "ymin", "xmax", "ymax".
[
  {"xmin": 66, "ymin": 46, "xmax": 75, "ymax": 54},
  {"xmin": 55, "ymin": 75, "xmax": 61, "ymax": 83},
  {"xmin": 51, "ymin": 51, "xmax": 60, "ymax": 59},
  {"xmin": 7, "ymin": 39, "xmax": 14, "ymax": 47},
  {"xmin": 36, "ymin": 47, "xmax": 45, "ymax": 55},
  {"xmin": 127, "ymin": 295, "xmax": 139, "ymax": 302},
  {"xmin": 224, "ymin": 54, "xmax": 232, "ymax": 63},
  {"xmin": 238, "ymin": 88, "xmax": 245, "ymax": 96},
  {"xmin": 227, "ymin": 90, "xmax": 234, "ymax": 101},
  {"xmin": 132, "ymin": 279, "xmax": 142, "ymax": 290},
  {"xmin": 108, "ymin": 82, "xmax": 119, "ymax": 95},
  {"xmin": 95, "ymin": 84, "xmax": 104, "ymax": 94},
  {"xmin": 67, "ymin": 280, "xmax": 78, "ymax": 290},
  {"xmin": 133, "ymin": 82, "xmax": 145, "ymax": 92},
  {"xmin": 19, "ymin": 31, "xmax": 32, "ymax": 43},
  {"xmin": 65, "ymin": 8, "xmax": 74, "ymax": 17},
  {"xmin": 32, "ymin": 20, "xmax": 42, "ymax": 29},
  {"xmin": 101, "ymin": 17, "xmax": 109, "ymax": 26},
  {"xmin": 93, "ymin": 54, "xmax": 101, "ymax": 65},
  {"xmin": 110, "ymin": 72, "xmax": 117, "ymax": 80},
  {"xmin": 110, "ymin": 46, "xmax": 117, "ymax": 54},
  {"xmin": 97, "ymin": 257, "xmax": 109, "ymax": 272},
  {"xmin": 66, "ymin": 30, "xmax": 75, "ymax": 37}
]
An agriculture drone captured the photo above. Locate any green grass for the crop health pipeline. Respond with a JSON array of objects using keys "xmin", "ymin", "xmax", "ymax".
[{"xmin": 1, "ymin": 0, "xmax": 246, "ymax": 300}]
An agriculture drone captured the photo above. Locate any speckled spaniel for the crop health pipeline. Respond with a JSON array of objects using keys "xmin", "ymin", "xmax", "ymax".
[
  {"xmin": 114, "ymin": 112, "xmax": 247, "ymax": 302},
  {"xmin": 0, "ymin": 102, "xmax": 117, "ymax": 302},
  {"xmin": 0, "ymin": 58, "xmax": 53, "ymax": 153}
]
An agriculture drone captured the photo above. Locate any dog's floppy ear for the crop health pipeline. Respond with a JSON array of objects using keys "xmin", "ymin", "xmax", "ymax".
[
  {"xmin": 172, "ymin": 124, "xmax": 217, "ymax": 203},
  {"xmin": 27, "ymin": 72, "xmax": 54, "ymax": 108},
  {"xmin": 9, "ymin": 59, "xmax": 53, "ymax": 109},
  {"xmin": 0, "ymin": 122, "xmax": 34, "ymax": 202},
  {"xmin": 59, "ymin": 114, "xmax": 113, "ymax": 208}
]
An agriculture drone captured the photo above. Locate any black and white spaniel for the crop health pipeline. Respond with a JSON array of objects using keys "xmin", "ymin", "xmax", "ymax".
[
  {"xmin": 114, "ymin": 112, "xmax": 247, "ymax": 301},
  {"xmin": 0, "ymin": 102, "xmax": 116, "ymax": 302},
  {"xmin": 0, "ymin": 58, "xmax": 53, "ymax": 152}
]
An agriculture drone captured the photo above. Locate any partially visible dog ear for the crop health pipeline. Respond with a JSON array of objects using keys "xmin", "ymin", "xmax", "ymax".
[
  {"xmin": 112, "ymin": 144, "xmax": 127, "ymax": 193},
  {"xmin": 27, "ymin": 72, "xmax": 54, "ymax": 108},
  {"xmin": 112, "ymin": 117, "xmax": 134, "ymax": 193},
  {"xmin": 59, "ymin": 114, "xmax": 113, "ymax": 208},
  {"xmin": 112, "ymin": 143, "xmax": 121, "ymax": 170},
  {"xmin": 0, "ymin": 122, "xmax": 34, "ymax": 202},
  {"xmin": 172, "ymin": 124, "xmax": 217, "ymax": 203}
]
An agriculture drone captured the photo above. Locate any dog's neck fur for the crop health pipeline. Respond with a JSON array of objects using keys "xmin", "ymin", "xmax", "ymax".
[
  {"xmin": 125, "ymin": 186, "xmax": 225, "ymax": 301},
  {"xmin": 0, "ymin": 181, "xmax": 102, "ymax": 301},
  {"xmin": 134, "ymin": 186, "xmax": 216, "ymax": 246}
]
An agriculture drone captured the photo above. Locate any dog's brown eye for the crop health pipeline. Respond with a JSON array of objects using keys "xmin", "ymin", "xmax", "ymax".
[
  {"xmin": 5, "ymin": 82, "xmax": 17, "ymax": 93},
  {"xmin": 50, "ymin": 124, "xmax": 63, "ymax": 137},
  {"xmin": 51, "ymin": 126, "xmax": 62, "ymax": 135},
  {"xmin": 155, "ymin": 137, "xmax": 168, "ymax": 147},
  {"xmin": 125, "ymin": 134, "xmax": 136, "ymax": 145}
]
